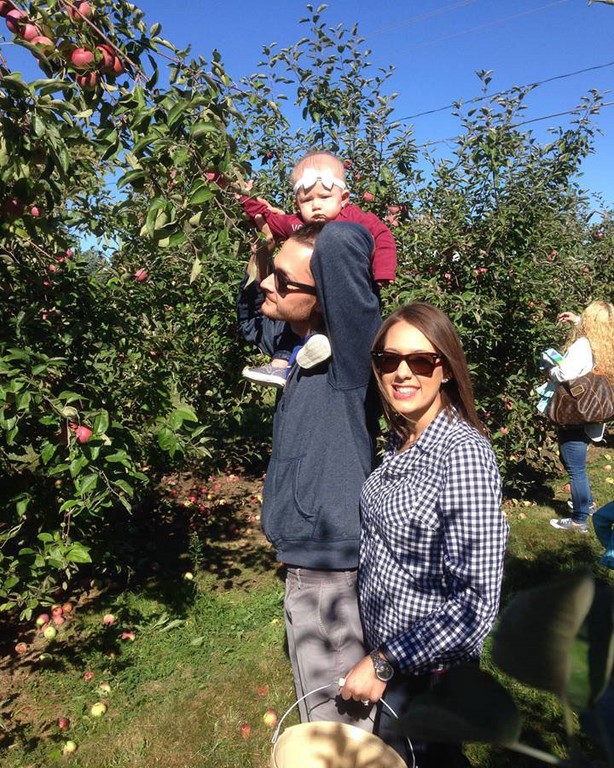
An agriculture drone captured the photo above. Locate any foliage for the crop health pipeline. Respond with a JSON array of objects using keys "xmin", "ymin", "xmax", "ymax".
[
  {"xmin": 1, "ymin": 1, "xmax": 614, "ymax": 615},
  {"xmin": 231, "ymin": 14, "xmax": 613, "ymax": 491},
  {"xmin": 0, "ymin": 0, "xmax": 262, "ymax": 616}
]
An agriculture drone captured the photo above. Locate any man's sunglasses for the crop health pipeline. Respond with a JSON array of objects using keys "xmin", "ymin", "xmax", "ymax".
[
  {"xmin": 273, "ymin": 269, "xmax": 317, "ymax": 296},
  {"xmin": 371, "ymin": 351, "xmax": 443, "ymax": 376}
]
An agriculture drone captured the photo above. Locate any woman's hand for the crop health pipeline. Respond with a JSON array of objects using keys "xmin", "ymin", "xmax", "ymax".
[
  {"xmin": 340, "ymin": 655, "xmax": 388, "ymax": 705},
  {"xmin": 557, "ymin": 311, "xmax": 580, "ymax": 324}
]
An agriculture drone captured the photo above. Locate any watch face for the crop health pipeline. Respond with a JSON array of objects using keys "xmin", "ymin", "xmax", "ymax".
[
  {"xmin": 371, "ymin": 652, "xmax": 393, "ymax": 681},
  {"xmin": 376, "ymin": 661, "xmax": 394, "ymax": 682}
]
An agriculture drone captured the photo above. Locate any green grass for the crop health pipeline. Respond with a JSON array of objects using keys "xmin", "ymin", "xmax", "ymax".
[{"xmin": 2, "ymin": 445, "xmax": 614, "ymax": 768}]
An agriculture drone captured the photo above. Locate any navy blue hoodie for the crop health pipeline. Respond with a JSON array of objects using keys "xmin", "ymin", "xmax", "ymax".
[{"xmin": 237, "ymin": 223, "xmax": 382, "ymax": 569}]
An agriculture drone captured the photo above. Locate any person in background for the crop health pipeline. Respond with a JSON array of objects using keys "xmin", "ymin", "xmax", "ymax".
[
  {"xmin": 593, "ymin": 501, "xmax": 614, "ymax": 569},
  {"xmin": 340, "ymin": 302, "xmax": 508, "ymax": 767},
  {"xmin": 238, "ymin": 150, "xmax": 397, "ymax": 388},
  {"xmin": 547, "ymin": 302, "xmax": 614, "ymax": 533}
]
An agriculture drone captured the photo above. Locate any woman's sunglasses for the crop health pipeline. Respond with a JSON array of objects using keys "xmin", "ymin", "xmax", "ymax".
[
  {"xmin": 371, "ymin": 351, "xmax": 443, "ymax": 376},
  {"xmin": 273, "ymin": 269, "xmax": 317, "ymax": 296}
]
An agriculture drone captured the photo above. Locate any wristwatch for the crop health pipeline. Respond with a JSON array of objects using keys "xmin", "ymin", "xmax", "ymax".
[{"xmin": 370, "ymin": 650, "xmax": 394, "ymax": 682}]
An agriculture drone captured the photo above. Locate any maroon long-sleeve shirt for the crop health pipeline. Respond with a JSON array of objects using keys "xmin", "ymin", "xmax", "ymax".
[{"xmin": 241, "ymin": 196, "xmax": 397, "ymax": 282}]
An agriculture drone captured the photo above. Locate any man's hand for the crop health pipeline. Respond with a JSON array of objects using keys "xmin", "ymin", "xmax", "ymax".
[
  {"xmin": 340, "ymin": 655, "xmax": 388, "ymax": 705},
  {"xmin": 245, "ymin": 214, "xmax": 275, "ymax": 285}
]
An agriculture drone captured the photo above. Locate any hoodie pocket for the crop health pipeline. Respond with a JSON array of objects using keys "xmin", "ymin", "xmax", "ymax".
[{"xmin": 262, "ymin": 455, "xmax": 319, "ymax": 543}]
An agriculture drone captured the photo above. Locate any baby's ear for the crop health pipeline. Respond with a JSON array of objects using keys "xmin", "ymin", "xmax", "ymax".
[{"xmin": 340, "ymin": 189, "xmax": 350, "ymax": 207}]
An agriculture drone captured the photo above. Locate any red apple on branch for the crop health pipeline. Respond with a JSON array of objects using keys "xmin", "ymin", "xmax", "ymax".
[
  {"xmin": 70, "ymin": 47, "xmax": 95, "ymax": 70},
  {"xmin": 5, "ymin": 8, "xmax": 25, "ymax": 33},
  {"xmin": 0, "ymin": 2, "xmax": 16, "ymax": 18}
]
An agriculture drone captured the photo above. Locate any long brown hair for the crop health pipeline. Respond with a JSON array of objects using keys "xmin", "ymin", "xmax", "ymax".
[{"xmin": 372, "ymin": 303, "xmax": 485, "ymax": 440}]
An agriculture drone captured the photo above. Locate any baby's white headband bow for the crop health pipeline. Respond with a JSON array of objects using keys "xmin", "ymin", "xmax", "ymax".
[{"xmin": 293, "ymin": 168, "xmax": 347, "ymax": 195}]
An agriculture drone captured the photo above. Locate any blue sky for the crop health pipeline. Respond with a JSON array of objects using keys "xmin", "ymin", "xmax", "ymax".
[{"xmin": 4, "ymin": 0, "xmax": 613, "ymax": 205}]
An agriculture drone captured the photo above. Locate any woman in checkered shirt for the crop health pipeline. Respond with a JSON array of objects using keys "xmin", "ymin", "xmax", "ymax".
[{"xmin": 340, "ymin": 302, "xmax": 509, "ymax": 767}]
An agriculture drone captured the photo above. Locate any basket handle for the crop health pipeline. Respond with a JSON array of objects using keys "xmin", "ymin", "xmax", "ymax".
[{"xmin": 271, "ymin": 679, "xmax": 401, "ymax": 745}]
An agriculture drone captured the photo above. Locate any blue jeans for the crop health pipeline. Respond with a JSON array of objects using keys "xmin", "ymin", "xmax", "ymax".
[
  {"xmin": 593, "ymin": 502, "xmax": 614, "ymax": 558},
  {"xmin": 558, "ymin": 428, "xmax": 593, "ymax": 524}
]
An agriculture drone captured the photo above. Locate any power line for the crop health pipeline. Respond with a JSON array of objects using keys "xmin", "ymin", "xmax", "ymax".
[
  {"xmin": 410, "ymin": 99, "xmax": 614, "ymax": 152},
  {"xmin": 369, "ymin": 0, "xmax": 477, "ymax": 39},
  {"xmin": 396, "ymin": 59, "xmax": 614, "ymax": 123},
  {"xmin": 396, "ymin": 0, "xmax": 570, "ymax": 53}
]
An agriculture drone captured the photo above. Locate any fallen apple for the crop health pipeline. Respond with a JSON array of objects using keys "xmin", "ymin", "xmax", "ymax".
[
  {"xmin": 183, "ymin": 571, "xmax": 194, "ymax": 581},
  {"xmin": 58, "ymin": 716, "xmax": 70, "ymax": 731},
  {"xmin": 102, "ymin": 613, "xmax": 116, "ymax": 625},
  {"xmin": 15, "ymin": 641, "xmax": 28, "ymax": 654},
  {"xmin": 90, "ymin": 701, "xmax": 107, "ymax": 717},
  {"xmin": 63, "ymin": 740, "xmax": 77, "ymax": 755},
  {"xmin": 36, "ymin": 613, "xmax": 50, "ymax": 627},
  {"xmin": 43, "ymin": 625, "xmax": 57, "ymax": 641},
  {"xmin": 83, "ymin": 670, "xmax": 94, "ymax": 682},
  {"xmin": 262, "ymin": 708, "xmax": 279, "ymax": 728},
  {"xmin": 239, "ymin": 721, "xmax": 251, "ymax": 739}
]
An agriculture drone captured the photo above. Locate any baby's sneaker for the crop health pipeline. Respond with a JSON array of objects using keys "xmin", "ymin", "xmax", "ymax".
[
  {"xmin": 242, "ymin": 363, "xmax": 287, "ymax": 388},
  {"xmin": 297, "ymin": 334, "xmax": 332, "ymax": 369}
]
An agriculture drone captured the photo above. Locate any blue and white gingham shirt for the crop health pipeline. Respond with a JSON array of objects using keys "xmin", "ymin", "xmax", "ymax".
[{"xmin": 359, "ymin": 408, "xmax": 508, "ymax": 675}]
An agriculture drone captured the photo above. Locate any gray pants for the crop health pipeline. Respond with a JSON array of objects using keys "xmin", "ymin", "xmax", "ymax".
[{"xmin": 284, "ymin": 567, "xmax": 373, "ymax": 730}]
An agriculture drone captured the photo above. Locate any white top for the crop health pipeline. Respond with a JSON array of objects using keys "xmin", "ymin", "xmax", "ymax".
[{"xmin": 550, "ymin": 336, "xmax": 605, "ymax": 441}]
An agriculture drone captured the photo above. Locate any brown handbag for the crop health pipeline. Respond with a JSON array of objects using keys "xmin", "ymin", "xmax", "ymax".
[{"xmin": 548, "ymin": 371, "xmax": 614, "ymax": 426}]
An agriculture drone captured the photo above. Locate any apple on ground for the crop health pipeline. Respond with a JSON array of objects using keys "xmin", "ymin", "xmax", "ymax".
[
  {"xmin": 90, "ymin": 701, "xmax": 107, "ymax": 717},
  {"xmin": 83, "ymin": 670, "xmax": 94, "ymax": 682},
  {"xmin": 183, "ymin": 571, "xmax": 194, "ymax": 581},
  {"xmin": 239, "ymin": 721, "xmax": 251, "ymax": 739},
  {"xmin": 43, "ymin": 625, "xmax": 57, "ymax": 641},
  {"xmin": 15, "ymin": 642, "xmax": 28, "ymax": 654},
  {"xmin": 262, "ymin": 708, "xmax": 279, "ymax": 728},
  {"xmin": 36, "ymin": 613, "xmax": 50, "ymax": 627},
  {"xmin": 98, "ymin": 682, "xmax": 111, "ymax": 694},
  {"xmin": 63, "ymin": 740, "xmax": 77, "ymax": 755},
  {"xmin": 102, "ymin": 613, "xmax": 116, "ymax": 625},
  {"xmin": 58, "ymin": 716, "xmax": 70, "ymax": 731}
]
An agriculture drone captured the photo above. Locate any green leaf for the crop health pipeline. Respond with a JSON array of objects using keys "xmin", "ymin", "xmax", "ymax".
[
  {"xmin": 93, "ymin": 411, "xmax": 109, "ymax": 436},
  {"xmin": 157, "ymin": 427, "xmax": 177, "ymax": 454},
  {"xmin": 77, "ymin": 474, "xmax": 98, "ymax": 495},
  {"xmin": 117, "ymin": 169, "xmax": 147, "ymax": 190},
  {"xmin": 189, "ymin": 121, "xmax": 217, "ymax": 139},
  {"xmin": 190, "ymin": 257, "xmax": 202, "ymax": 283},
  {"xmin": 65, "ymin": 543, "xmax": 92, "ymax": 564},
  {"xmin": 188, "ymin": 183, "xmax": 213, "ymax": 206}
]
